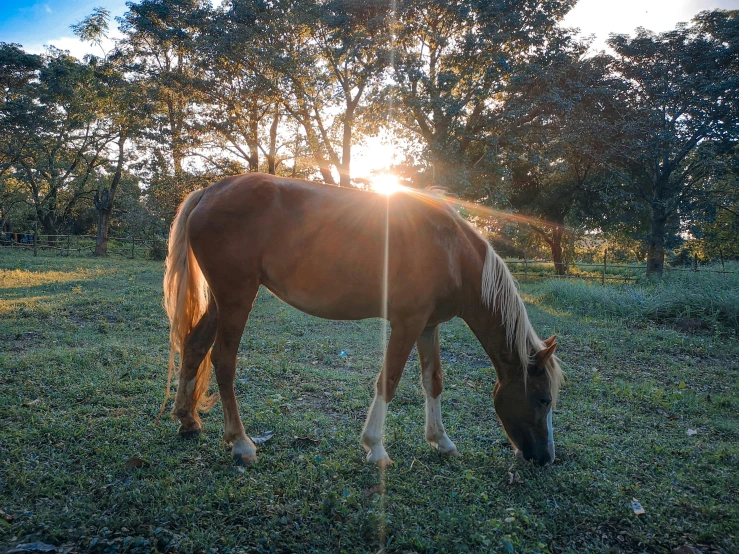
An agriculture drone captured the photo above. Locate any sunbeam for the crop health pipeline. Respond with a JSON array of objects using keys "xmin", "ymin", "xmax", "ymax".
[
  {"xmin": 371, "ymin": 173, "xmax": 404, "ymax": 196},
  {"xmin": 398, "ymin": 187, "xmax": 572, "ymax": 237}
]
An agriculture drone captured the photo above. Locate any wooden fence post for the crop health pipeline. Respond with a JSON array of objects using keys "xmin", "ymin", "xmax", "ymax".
[
  {"xmin": 693, "ymin": 253, "xmax": 698, "ymax": 272},
  {"xmin": 602, "ymin": 249, "xmax": 607, "ymax": 284},
  {"xmin": 131, "ymin": 237, "xmax": 135, "ymax": 259},
  {"xmin": 33, "ymin": 222, "xmax": 38, "ymax": 257},
  {"xmin": 524, "ymin": 255, "xmax": 528, "ymax": 281},
  {"xmin": 66, "ymin": 234, "xmax": 70, "ymax": 256}
]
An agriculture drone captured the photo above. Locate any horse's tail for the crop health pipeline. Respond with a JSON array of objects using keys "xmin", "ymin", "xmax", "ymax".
[{"xmin": 157, "ymin": 188, "xmax": 216, "ymax": 424}]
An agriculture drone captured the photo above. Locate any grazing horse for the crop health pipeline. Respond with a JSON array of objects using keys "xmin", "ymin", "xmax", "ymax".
[{"xmin": 162, "ymin": 173, "xmax": 563, "ymax": 466}]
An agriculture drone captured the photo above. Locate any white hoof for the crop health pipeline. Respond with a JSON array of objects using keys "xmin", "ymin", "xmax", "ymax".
[
  {"xmin": 428, "ymin": 435, "xmax": 459, "ymax": 456},
  {"xmin": 366, "ymin": 448, "xmax": 393, "ymax": 467},
  {"xmin": 437, "ymin": 444, "xmax": 460, "ymax": 457}
]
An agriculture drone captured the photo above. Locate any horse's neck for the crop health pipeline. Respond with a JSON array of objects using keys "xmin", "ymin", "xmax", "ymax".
[{"xmin": 462, "ymin": 299, "xmax": 523, "ymax": 386}]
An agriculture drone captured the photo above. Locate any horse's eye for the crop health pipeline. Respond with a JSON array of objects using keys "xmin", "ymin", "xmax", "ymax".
[{"xmin": 534, "ymin": 395, "xmax": 551, "ymax": 408}]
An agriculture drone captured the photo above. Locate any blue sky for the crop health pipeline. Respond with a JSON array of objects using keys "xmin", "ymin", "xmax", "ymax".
[
  {"xmin": 0, "ymin": 0, "xmax": 127, "ymax": 54},
  {"xmin": 0, "ymin": 0, "xmax": 738, "ymax": 58}
]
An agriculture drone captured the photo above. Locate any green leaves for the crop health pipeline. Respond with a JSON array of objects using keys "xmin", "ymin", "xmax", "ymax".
[{"xmin": 71, "ymin": 7, "xmax": 111, "ymax": 49}]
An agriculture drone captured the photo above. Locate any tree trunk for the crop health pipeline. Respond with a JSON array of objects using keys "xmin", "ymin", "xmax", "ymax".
[
  {"xmin": 267, "ymin": 110, "xmax": 280, "ymax": 175},
  {"xmin": 95, "ymin": 209, "xmax": 112, "ymax": 256},
  {"xmin": 39, "ymin": 213, "xmax": 57, "ymax": 246},
  {"xmin": 338, "ymin": 165, "xmax": 351, "ymax": 188},
  {"xmin": 319, "ymin": 164, "xmax": 336, "ymax": 185},
  {"xmin": 551, "ymin": 225, "xmax": 566, "ymax": 276},
  {"xmin": 247, "ymin": 105, "xmax": 260, "ymax": 172},
  {"xmin": 646, "ymin": 205, "xmax": 666, "ymax": 276},
  {"xmin": 339, "ymin": 113, "xmax": 353, "ymax": 188},
  {"xmin": 430, "ymin": 154, "xmax": 466, "ymax": 191},
  {"xmin": 94, "ymin": 134, "xmax": 126, "ymax": 257}
]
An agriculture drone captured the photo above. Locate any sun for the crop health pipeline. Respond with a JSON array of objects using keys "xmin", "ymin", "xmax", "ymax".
[{"xmin": 370, "ymin": 173, "xmax": 403, "ymax": 195}]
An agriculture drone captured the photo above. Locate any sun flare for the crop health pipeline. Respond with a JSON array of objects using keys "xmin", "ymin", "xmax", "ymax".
[{"xmin": 370, "ymin": 173, "xmax": 403, "ymax": 195}]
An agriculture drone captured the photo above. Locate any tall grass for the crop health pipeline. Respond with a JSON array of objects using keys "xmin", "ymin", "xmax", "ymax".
[{"xmin": 530, "ymin": 268, "xmax": 739, "ymax": 332}]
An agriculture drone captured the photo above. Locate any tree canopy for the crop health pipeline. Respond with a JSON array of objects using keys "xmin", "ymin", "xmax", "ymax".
[{"xmin": 0, "ymin": 3, "xmax": 737, "ymax": 272}]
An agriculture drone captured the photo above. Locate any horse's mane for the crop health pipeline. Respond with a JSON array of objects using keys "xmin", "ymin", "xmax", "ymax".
[
  {"xmin": 480, "ymin": 241, "xmax": 564, "ymax": 406},
  {"xmin": 417, "ymin": 187, "xmax": 563, "ymax": 404}
]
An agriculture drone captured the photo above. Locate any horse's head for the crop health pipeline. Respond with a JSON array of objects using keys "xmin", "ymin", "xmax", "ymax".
[{"xmin": 494, "ymin": 336, "xmax": 559, "ymax": 465}]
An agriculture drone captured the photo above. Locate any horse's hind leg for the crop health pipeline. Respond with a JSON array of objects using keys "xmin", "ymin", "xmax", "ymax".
[
  {"xmin": 174, "ymin": 296, "xmax": 218, "ymax": 437},
  {"xmin": 211, "ymin": 283, "xmax": 259, "ymax": 465},
  {"xmin": 417, "ymin": 325, "xmax": 459, "ymax": 456}
]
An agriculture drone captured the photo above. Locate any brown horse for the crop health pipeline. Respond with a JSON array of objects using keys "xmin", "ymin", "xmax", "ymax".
[{"xmin": 162, "ymin": 173, "xmax": 563, "ymax": 466}]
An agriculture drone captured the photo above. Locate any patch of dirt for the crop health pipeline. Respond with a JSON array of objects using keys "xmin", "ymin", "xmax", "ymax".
[
  {"xmin": 0, "ymin": 331, "xmax": 43, "ymax": 352},
  {"xmin": 672, "ymin": 318, "xmax": 712, "ymax": 334},
  {"xmin": 296, "ymin": 391, "xmax": 343, "ymax": 416},
  {"xmin": 560, "ymin": 522, "xmax": 656, "ymax": 553}
]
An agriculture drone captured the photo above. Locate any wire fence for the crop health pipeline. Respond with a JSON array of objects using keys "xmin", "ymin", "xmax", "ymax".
[
  {"xmin": 0, "ymin": 231, "xmax": 165, "ymax": 260},
  {"xmin": 1, "ymin": 234, "xmax": 736, "ymax": 282},
  {"xmin": 507, "ymin": 250, "xmax": 737, "ymax": 283}
]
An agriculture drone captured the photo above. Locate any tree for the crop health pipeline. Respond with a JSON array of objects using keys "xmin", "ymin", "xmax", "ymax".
[
  {"xmin": 8, "ymin": 49, "xmax": 113, "ymax": 238},
  {"xmin": 0, "ymin": 44, "xmax": 43, "ymax": 182},
  {"xmin": 498, "ymin": 49, "xmax": 617, "ymax": 274},
  {"xmin": 213, "ymin": 0, "xmax": 393, "ymax": 185},
  {"xmin": 686, "ymin": 144, "xmax": 739, "ymax": 260},
  {"xmin": 91, "ymin": 72, "xmax": 149, "ymax": 256},
  {"xmin": 75, "ymin": 7, "xmax": 150, "ymax": 256},
  {"xmin": 388, "ymin": 0, "xmax": 576, "ymax": 196},
  {"xmin": 304, "ymin": 0, "xmax": 393, "ymax": 185},
  {"xmin": 194, "ymin": 0, "xmax": 284, "ymax": 175},
  {"xmin": 118, "ymin": 0, "xmax": 209, "ymax": 218},
  {"xmin": 603, "ymin": 11, "xmax": 739, "ymax": 275}
]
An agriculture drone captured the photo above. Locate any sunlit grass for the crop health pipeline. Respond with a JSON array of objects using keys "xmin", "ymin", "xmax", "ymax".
[{"xmin": 0, "ymin": 267, "xmax": 107, "ymax": 289}]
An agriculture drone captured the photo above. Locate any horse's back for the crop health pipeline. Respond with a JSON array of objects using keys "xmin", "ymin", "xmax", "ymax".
[{"xmin": 187, "ymin": 173, "xmax": 481, "ymax": 322}]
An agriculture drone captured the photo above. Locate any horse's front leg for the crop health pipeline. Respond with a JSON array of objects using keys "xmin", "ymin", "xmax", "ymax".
[
  {"xmin": 417, "ymin": 325, "xmax": 459, "ymax": 456},
  {"xmin": 361, "ymin": 318, "xmax": 425, "ymax": 466},
  {"xmin": 173, "ymin": 297, "xmax": 218, "ymax": 437}
]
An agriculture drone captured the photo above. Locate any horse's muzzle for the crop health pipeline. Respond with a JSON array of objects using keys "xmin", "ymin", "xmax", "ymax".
[{"xmin": 516, "ymin": 442, "xmax": 555, "ymax": 466}]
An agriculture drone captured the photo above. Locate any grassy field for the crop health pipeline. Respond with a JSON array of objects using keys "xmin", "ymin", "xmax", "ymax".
[{"xmin": 1, "ymin": 251, "xmax": 737, "ymax": 554}]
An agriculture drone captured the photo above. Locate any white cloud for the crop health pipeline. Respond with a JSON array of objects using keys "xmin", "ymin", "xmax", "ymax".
[
  {"xmin": 562, "ymin": 0, "xmax": 739, "ymax": 52},
  {"xmin": 24, "ymin": 34, "xmax": 119, "ymax": 61},
  {"xmin": 685, "ymin": 0, "xmax": 739, "ymax": 13}
]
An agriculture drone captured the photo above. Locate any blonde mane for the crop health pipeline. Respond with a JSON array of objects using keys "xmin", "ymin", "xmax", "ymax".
[{"xmin": 480, "ymin": 242, "xmax": 564, "ymax": 406}]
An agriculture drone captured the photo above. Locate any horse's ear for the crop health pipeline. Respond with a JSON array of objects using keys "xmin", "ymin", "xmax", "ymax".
[
  {"xmin": 534, "ymin": 342, "xmax": 557, "ymax": 370},
  {"xmin": 543, "ymin": 335, "xmax": 557, "ymax": 348}
]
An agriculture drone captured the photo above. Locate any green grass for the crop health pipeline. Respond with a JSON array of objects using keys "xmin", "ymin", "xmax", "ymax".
[
  {"xmin": 534, "ymin": 271, "xmax": 739, "ymax": 332},
  {"xmin": 1, "ymin": 251, "xmax": 737, "ymax": 553}
]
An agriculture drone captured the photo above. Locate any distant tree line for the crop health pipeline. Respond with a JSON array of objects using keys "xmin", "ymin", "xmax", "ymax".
[{"xmin": 0, "ymin": 0, "xmax": 737, "ymax": 274}]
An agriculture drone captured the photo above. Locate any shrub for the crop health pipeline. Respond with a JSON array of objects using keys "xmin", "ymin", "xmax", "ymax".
[{"xmin": 147, "ymin": 237, "xmax": 167, "ymax": 261}]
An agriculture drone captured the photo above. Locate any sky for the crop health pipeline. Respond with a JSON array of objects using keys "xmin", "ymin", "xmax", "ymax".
[
  {"xmin": 1, "ymin": 0, "xmax": 737, "ymax": 177},
  {"xmin": 1, "ymin": 0, "xmax": 738, "ymax": 58},
  {"xmin": 561, "ymin": 0, "xmax": 739, "ymax": 51}
]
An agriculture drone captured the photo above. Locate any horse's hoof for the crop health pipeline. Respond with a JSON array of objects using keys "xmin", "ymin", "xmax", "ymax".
[
  {"xmin": 439, "ymin": 447, "xmax": 461, "ymax": 457},
  {"xmin": 428, "ymin": 437, "xmax": 459, "ymax": 457},
  {"xmin": 178, "ymin": 428, "xmax": 202, "ymax": 439},
  {"xmin": 374, "ymin": 456, "xmax": 394, "ymax": 468},
  {"xmin": 366, "ymin": 451, "xmax": 393, "ymax": 467},
  {"xmin": 233, "ymin": 452, "xmax": 257, "ymax": 466}
]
